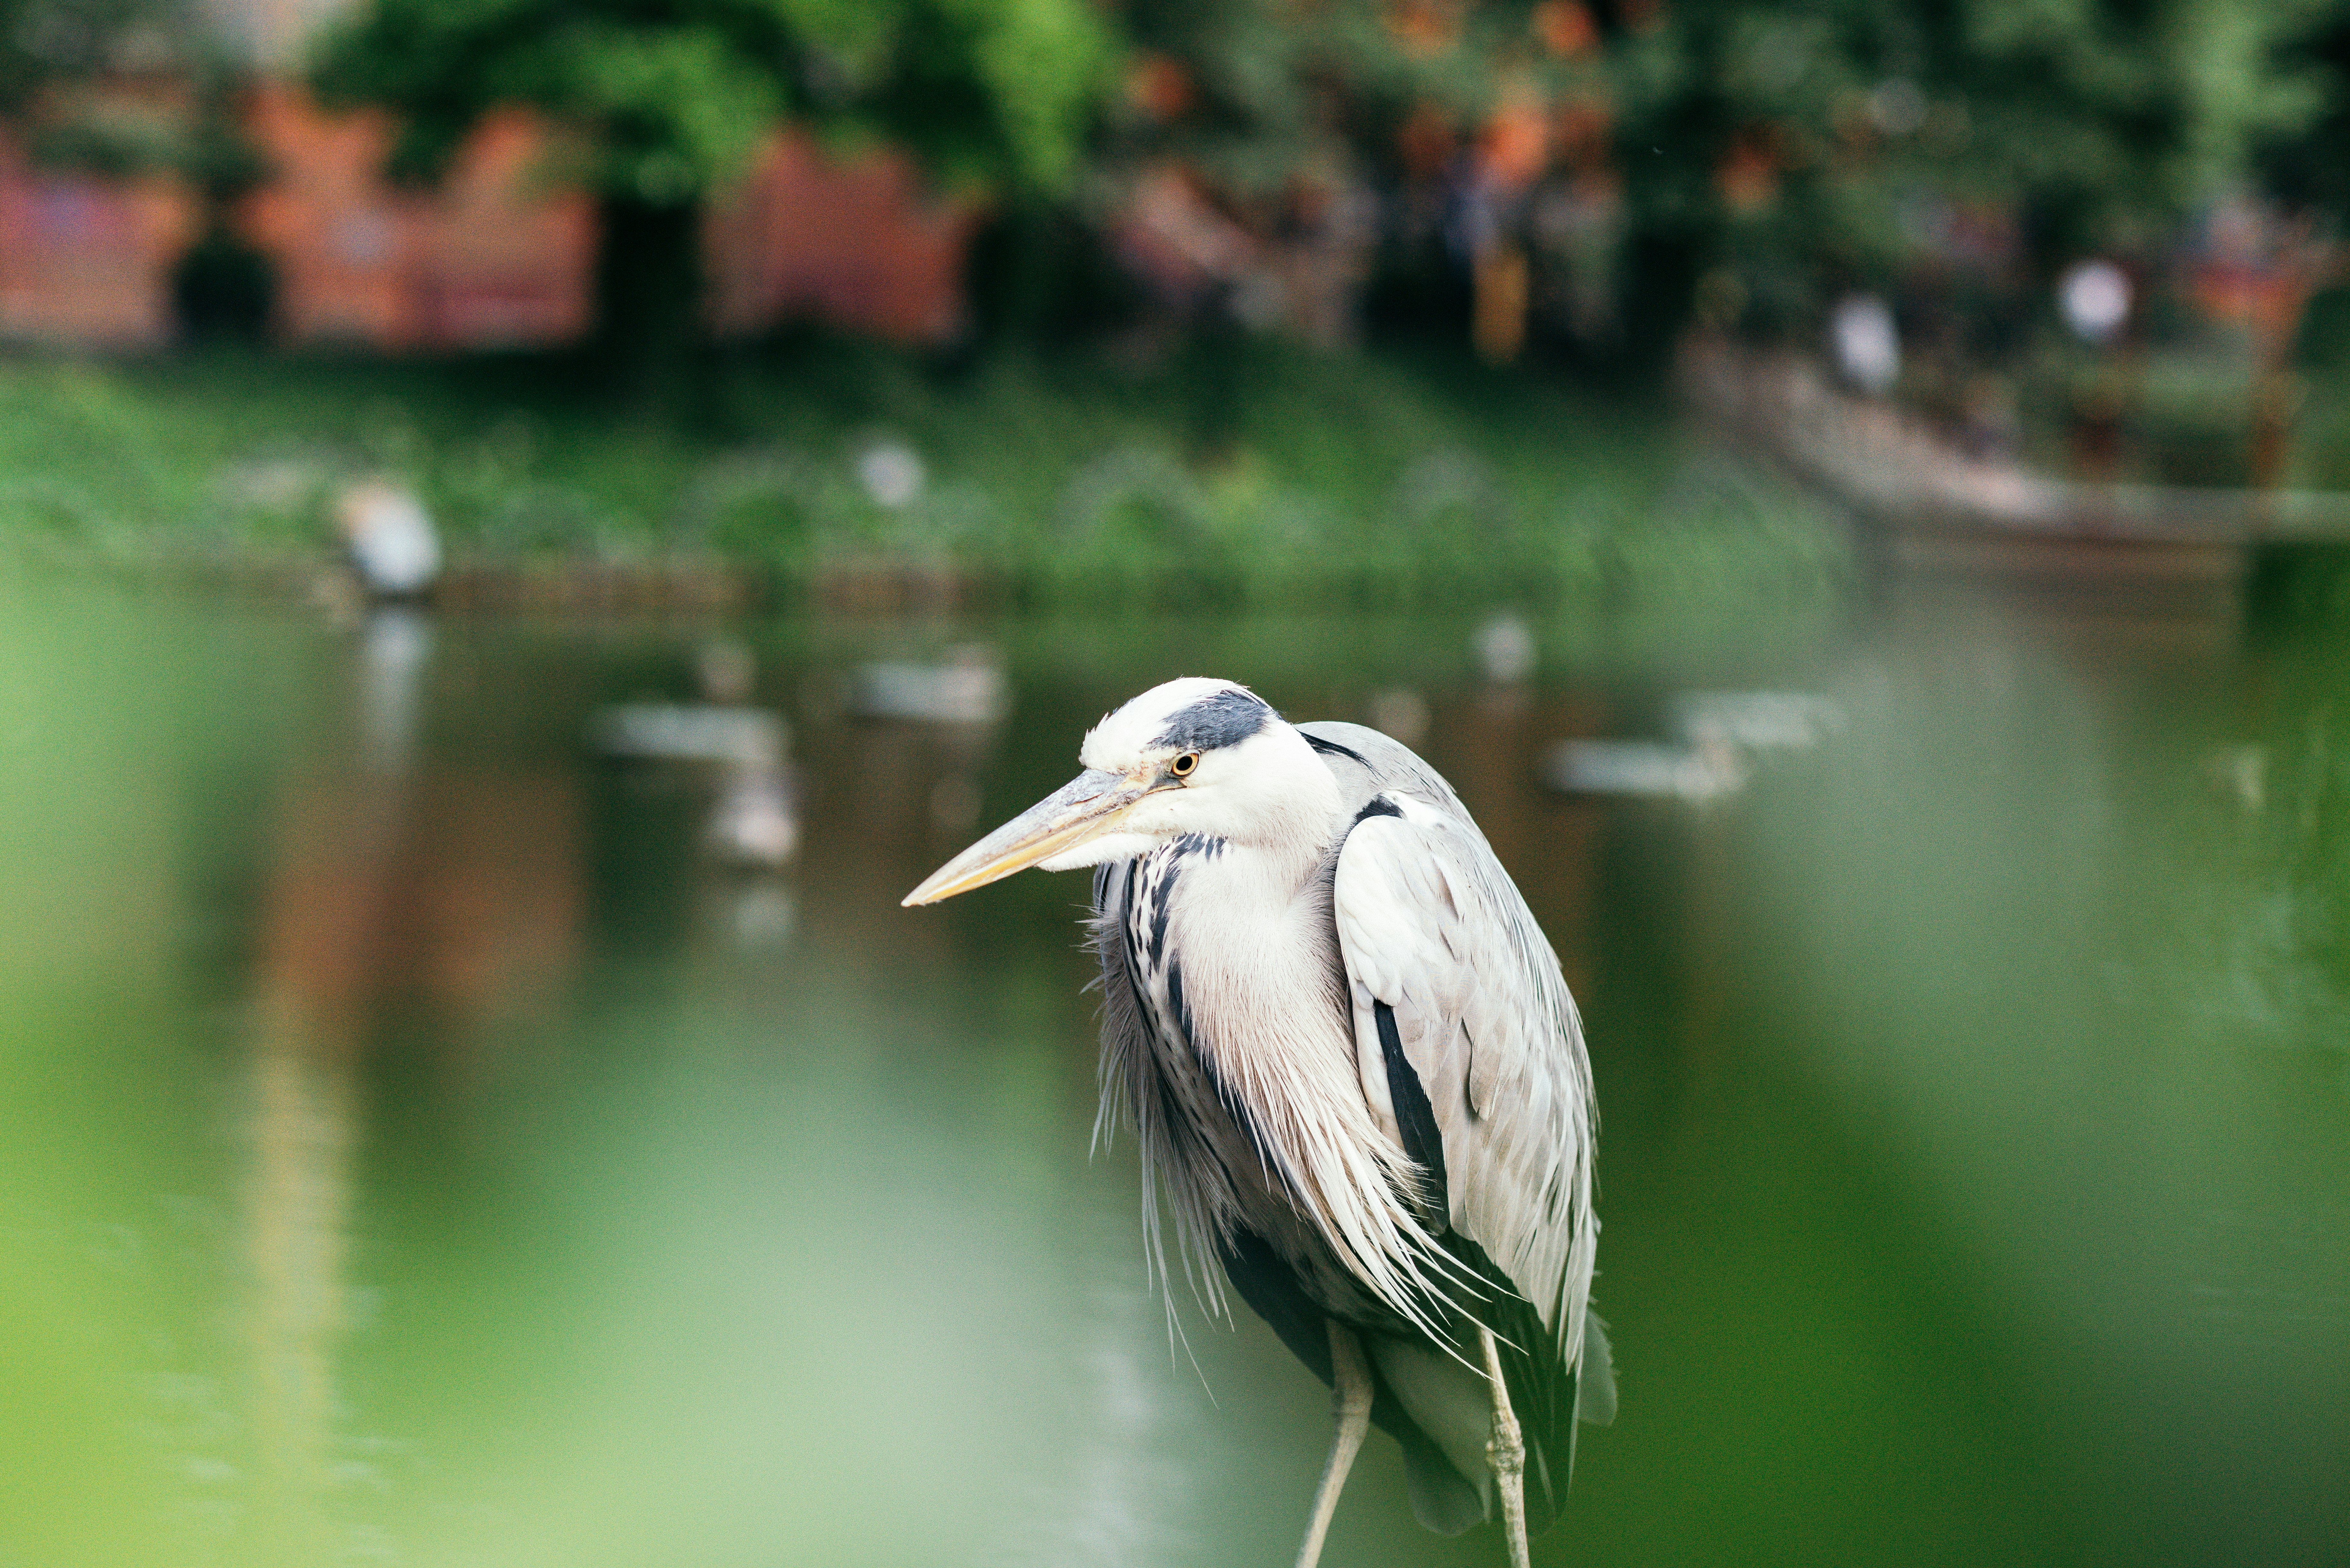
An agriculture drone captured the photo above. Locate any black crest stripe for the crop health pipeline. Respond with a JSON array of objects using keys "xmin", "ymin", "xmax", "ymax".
[{"xmin": 1153, "ymin": 688, "xmax": 1271, "ymax": 751}]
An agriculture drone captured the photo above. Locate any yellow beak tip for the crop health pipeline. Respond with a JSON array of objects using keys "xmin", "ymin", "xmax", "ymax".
[{"xmin": 900, "ymin": 771, "xmax": 1143, "ymax": 913}]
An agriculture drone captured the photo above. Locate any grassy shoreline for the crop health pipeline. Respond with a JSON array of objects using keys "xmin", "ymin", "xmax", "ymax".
[{"xmin": 0, "ymin": 336, "xmax": 1851, "ymax": 614}]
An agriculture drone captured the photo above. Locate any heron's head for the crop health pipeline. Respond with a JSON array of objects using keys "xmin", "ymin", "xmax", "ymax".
[{"xmin": 903, "ymin": 677, "xmax": 1341, "ymax": 906}]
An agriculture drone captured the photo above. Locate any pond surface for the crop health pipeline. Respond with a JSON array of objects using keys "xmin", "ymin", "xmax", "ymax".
[{"xmin": 2, "ymin": 580, "xmax": 2344, "ymax": 1567}]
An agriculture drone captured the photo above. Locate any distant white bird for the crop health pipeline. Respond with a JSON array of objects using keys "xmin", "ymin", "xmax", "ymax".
[
  {"xmin": 1830, "ymin": 293, "xmax": 1900, "ymax": 396},
  {"xmin": 852, "ymin": 650, "xmax": 1008, "ymax": 726},
  {"xmin": 337, "ymin": 479, "xmax": 440, "ymax": 598},
  {"xmin": 906, "ymin": 678, "xmax": 1611, "ymax": 1568},
  {"xmin": 592, "ymin": 704, "xmax": 797, "ymax": 868}
]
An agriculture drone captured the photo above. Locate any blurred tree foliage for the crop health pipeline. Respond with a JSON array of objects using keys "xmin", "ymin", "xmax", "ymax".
[
  {"xmin": 0, "ymin": 0, "xmax": 272, "ymax": 340},
  {"xmin": 0, "ymin": 0, "xmax": 173, "ymax": 111},
  {"xmin": 1105, "ymin": 0, "xmax": 1472, "ymax": 193},
  {"xmin": 0, "ymin": 0, "xmax": 2335, "ymax": 372},
  {"xmin": 1613, "ymin": 0, "xmax": 2333, "ymax": 329},
  {"xmin": 1099, "ymin": 0, "xmax": 2338, "ymax": 354},
  {"xmin": 0, "ymin": 0, "xmax": 236, "ymax": 174},
  {"xmin": 310, "ymin": 0, "xmax": 1114, "ymax": 388},
  {"xmin": 2264, "ymin": 6, "xmax": 2350, "ymax": 215}
]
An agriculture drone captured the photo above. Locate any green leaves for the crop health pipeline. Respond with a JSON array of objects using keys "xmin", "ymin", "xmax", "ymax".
[
  {"xmin": 550, "ymin": 23, "xmax": 785, "ymax": 200},
  {"xmin": 310, "ymin": 0, "xmax": 1112, "ymax": 202},
  {"xmin": 950, "ymin": 0, "xmax": 1113, "ymax": 189}
]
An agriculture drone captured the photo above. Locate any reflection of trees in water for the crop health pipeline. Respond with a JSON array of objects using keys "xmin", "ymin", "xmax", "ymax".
[
  {"xmin": 800, "ymin": 698, "xmax": 1004, "ymax": 960},
  {"xmin": 237, "ymin": 612, "xmax": 582, "ymax": 1559},
  {"xmin": 242, "ymin": 997, "xmax": 355, "ymax": 1561}
]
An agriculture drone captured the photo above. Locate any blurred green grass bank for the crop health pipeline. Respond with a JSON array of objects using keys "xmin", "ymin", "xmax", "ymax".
[{"xmin": 0, "ymin": 339, "xmax": 1847, "ymax": 612}]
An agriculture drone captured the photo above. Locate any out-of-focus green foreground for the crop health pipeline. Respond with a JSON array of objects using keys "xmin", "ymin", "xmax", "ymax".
[{"xmin": 1, "ymin": 576, "xmax": 2343, "ymax": 1567}]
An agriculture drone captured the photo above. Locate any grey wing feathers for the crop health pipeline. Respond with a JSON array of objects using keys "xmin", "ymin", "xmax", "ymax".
[
  {"xmin": 1307, "ymin": 723, "xmax": 1602, "ymax": 1382},
  {"xmin": 1299, "ymin": 721, "xmax": 1479, "ymax": 829},
  {"xmin": 1579, "ymin": 1310, "xmax": 1616, "ymax": 1425}
]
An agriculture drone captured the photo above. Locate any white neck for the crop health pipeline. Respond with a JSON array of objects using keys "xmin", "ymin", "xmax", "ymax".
[{"xmin": 1210, "ymin": 724, "xmax": 1346, "ymax": 887}]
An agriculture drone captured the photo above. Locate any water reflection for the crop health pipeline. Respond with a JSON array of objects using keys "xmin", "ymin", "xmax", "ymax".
[
  {"xmin": 241, "ymin": 608, "xmax": 427, "ymax": 1559},
  {"xmin": 0, "ymin": 588, "xmax": 2344, "ymax": 1566},
  {"xmin": 243, "ymin": 1000, "xmax": 354, "ymax": 1561},
  {"xmin": 239, "ymin": 606, "xmax": 584, "ymax": 1560}
]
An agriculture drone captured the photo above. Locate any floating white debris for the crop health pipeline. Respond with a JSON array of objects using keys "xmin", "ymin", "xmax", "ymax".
[
  {"xmin": 708, "ymin": 765, "xmax": 799, "ymax": 867},
  {"xmin": 852, "ymin": 650, "xmax": 1007, "ymax": 725},
  {"xmin": 1545, "ymin": 740, "xmax": 1746, "ymax": 802},
  {"xmin": 337, "ymin": 479, "xmax": 440, "ymax": 597},
  {"xmin": 1475, "ymin": 615, "xmax": 1536, "ymax": 685},
  {"xmin": 1671, "ymin": 691, "xmax": 1846, "ymax": 753},
  {"xmin": 593, "ymin": 705, "xmax": 787, "ymax": 769},
  {"xmin": 594, "ymin": 703, "xmax": 799, "ymax": 866},
  {"xmin": 857, "ymin": 441, "xmax": 926, "ymax": 509}
]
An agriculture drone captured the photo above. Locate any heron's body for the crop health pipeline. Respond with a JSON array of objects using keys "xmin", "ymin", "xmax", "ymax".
[{"xmin": 906, "ymin": 682, "xmax": 1608, "ymax": 1563}]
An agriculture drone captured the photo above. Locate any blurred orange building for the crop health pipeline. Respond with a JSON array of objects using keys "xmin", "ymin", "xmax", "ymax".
[
  {"xmin": 706, "ymin": 130, "xmax": 979, "ymax": 345},
  {"xmin": 0, "ymin": 82, "xmax": 977, "ymax": 351},
  {"xmin": 0, "ymin": 134, "xmax": 196, "ymax": 348},
  {"xmin": 241, "ymin": 86, "xmax": 596, "ymax": 351}
]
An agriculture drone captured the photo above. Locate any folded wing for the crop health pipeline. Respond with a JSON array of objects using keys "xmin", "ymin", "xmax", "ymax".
[{"xmin": 1306, "ymin": 722, "xmax": 1608, "ymax": 1517}]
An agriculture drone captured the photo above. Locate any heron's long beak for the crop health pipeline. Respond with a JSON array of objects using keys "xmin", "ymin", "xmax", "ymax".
[{"xmin": 902, "ymin": 768, "xmax": 1150, "ymax": 906}]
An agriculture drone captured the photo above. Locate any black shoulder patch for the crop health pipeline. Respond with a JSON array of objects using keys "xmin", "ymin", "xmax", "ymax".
[
  {"xmin": 1354, "ymin": 795, "xmax": 1404, "ymax": 824},
  {"xmin": 1154, "ymin": 687, "xmax": 1271, "ymax": 751},
  {"xmin": 1303, "ymin": 732, "xmax": 1368, "ymax": 765},
  {"xmin": 1376, "ymin": 999, "xmax": 1448, "ymax": 1231}
]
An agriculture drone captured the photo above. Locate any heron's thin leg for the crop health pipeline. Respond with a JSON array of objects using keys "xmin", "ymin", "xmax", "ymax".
[
  {"xmin": 1294, "ymin": 1321, "xmax": 1373, "ymax": 1568},
  {"xmin": 1479, "ymin": 1325, "xmax": 1531, "ymax": 1568}
]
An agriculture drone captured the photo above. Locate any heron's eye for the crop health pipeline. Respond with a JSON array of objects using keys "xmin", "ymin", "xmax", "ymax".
[{"xmin": 1170, "ymin": 751, "xmax": 1200, "ymax": 779}]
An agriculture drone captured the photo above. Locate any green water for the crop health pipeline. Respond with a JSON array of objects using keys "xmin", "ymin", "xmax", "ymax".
[{"xmin": 1, "ymin": 582, "xmax": 2343, "ymax": 1566}]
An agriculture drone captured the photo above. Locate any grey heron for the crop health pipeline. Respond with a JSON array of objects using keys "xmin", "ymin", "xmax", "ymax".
[{"xmin": 905, "ymin": 678, "xmax": 1611, "ymax": 1567}]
